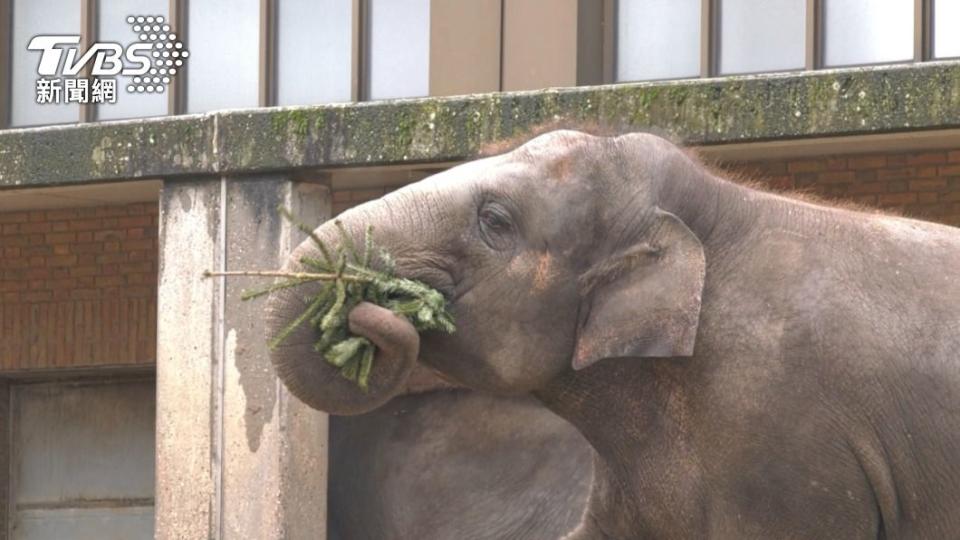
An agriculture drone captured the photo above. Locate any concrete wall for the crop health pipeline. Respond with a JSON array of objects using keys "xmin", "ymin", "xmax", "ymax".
[{"xmin": 333, "ymin": 147, "xmax": 960, "ymax": 227}]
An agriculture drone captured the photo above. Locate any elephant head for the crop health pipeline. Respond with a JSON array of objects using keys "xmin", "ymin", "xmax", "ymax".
[{"xmin": 265, "ymin": 130, "xmax": 707, "ymax": 414}]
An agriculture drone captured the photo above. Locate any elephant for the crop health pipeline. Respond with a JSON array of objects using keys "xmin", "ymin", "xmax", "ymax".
[
  {"xmin": 328, "ymin": 381, "xmax": 593, "ymax": 540},
  {"xmin": 267, "ymin": 130, "xmax": 960, "ymax": 539}
]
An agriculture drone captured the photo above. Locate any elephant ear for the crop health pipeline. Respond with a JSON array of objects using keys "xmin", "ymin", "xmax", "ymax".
[{"xmin": 573, "ymin": 209, "xmax": 706, "ymax": 370}]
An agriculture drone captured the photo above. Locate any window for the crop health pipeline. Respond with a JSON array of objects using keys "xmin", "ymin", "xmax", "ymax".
[
  {"xmin": 186, "ymin": 0, "xmax": 260, "ymax": 113},
  {"xmin": 97, "ymin": 0, "xmax": 169, "ymax": 121},
  {"xmin": 934, "ymin": 0, "xmax": 960, "ymax": 59},
  {"xmin": 10, "ymin": 0, "xmax": 81, "ymax": 127},
  {"xmin": 823, "ymin": 0, "xmax": 914, "ymax": 67},
  {"xmin": 718, "ymin": 0, "xmax": 805, "ymax": 74},
  {"xmin": 365, "ymin": 0, "xmax": 430, "ymax": 100},
  {"xmin": 10, "ymin": 381, "xmax": 155, "ymax": 539},
  {"xmin": 616, "ymin": 0, "xmax": 700, "ymax": 82},
  {"xmin": 276, "ymin": 0, "xmax": 354, "ymax": 106}
]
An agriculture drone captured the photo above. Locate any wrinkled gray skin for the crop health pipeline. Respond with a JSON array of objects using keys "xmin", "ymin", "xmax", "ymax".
[
  {"xmin": 329, "ymin": 389, "xmax": 592, "ymax": 540},
  {"xmin": 267, "ymin": 130, "xmax": 960, "ymax": 538}
]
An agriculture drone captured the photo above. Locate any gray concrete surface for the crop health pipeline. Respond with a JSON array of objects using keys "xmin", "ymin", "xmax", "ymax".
[
  {"xmin": 156, "ymin": 175, "xmax": 329, "ymax": 540},
  {"xmin": 2, "ymin": 62, "xmax": 960, "ymax": 188}
]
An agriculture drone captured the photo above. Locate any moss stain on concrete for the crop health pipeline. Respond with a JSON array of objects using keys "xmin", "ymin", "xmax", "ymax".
[{"xmin": 2, "ymin": 62, "xmax": 960, "ymax": 188}]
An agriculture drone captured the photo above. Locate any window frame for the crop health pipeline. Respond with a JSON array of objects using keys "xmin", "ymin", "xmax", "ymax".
[{"xmin": 612, "ymin": 0, "xmax": 934, "ymax": 81}]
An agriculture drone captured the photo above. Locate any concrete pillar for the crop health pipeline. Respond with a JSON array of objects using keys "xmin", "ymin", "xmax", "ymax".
[{"xmin": 156, "ymin": 175, "xmax": 330, "ymax": 540}]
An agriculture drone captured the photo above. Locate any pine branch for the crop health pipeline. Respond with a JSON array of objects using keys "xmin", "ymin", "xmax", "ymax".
[{"xmin": 204, "ymin": 212, "xmax": 456, "ymax": 391}]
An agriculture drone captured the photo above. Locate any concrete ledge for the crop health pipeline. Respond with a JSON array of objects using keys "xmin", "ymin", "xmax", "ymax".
[{"xmin": 2, "ymin": 61, "xmax": 960, "ymax": 188}]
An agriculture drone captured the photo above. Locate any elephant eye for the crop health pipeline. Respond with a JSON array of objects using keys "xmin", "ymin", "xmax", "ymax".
[{"xmin": 478, "ymin": 202, "xmax": 516, "ymax": 250}]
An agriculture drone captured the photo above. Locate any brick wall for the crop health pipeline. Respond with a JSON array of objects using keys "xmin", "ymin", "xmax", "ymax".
[
  {"xmin": 0, "ymin": 202, "xmax": 157, "ymax": 371},
  {"xmin": 722, "ymin": 148, "xmax": 960, "ymax": 227},
  {"xmin": 332, "ymin": 148, "xmax": 960, "ymax": 228}
]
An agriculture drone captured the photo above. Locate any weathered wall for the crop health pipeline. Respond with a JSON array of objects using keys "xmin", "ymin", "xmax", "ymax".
[
  {"xmin": 723, "ymin": 149, "xmax": 960, "ymax": 227},
  {"xmin": 0, "ymin": 202, "xmax": 157, "ymax": 371},
  {"xmin": 332, "ymin": 147, "xmax": 960, "ymax": 227}
]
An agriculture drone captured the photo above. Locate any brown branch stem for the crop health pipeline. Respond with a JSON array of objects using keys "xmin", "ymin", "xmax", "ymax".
[{"xmin": 202, "ymin": 270, "xmax": 370, "ymax": 283}]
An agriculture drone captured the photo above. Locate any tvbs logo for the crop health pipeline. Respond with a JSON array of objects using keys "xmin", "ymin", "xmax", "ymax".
[
  {"xmin": 29, "ymin": 35, "xmax": 153, "ymax": 77},
  {"xmin": 29, "ymin": 15, "xmax": 188, "ymax": 104}
]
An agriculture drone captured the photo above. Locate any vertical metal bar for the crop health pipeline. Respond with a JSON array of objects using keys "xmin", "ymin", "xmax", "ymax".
[
  {"xmin": 80, "ymin": 0, "xmax": 96, "ymax": 122},
  {"xmin": 498, "ymin": 0, "xmax": 505, "ymax": 90},
  {"xmin": 805, "ymin": 0, "xmax": 819, "ymax": 70},
  {"xmin": 700, "ymin": 0, "xmax": 713, "ymax": 77},
  {"xmin": 914, "ymin": 0, "xmax": 924, "ymax": 61},
  {"xmin": 602, "ymin": 0, "xmax": 615, "ymax": 83},
  {"xmin": 0, "ymin": 0, "xmax": 11, "ymax": 129},
  {"xmin": 351, "ymin": 0, "xmax": 363, "ymax": 101},
  {"xmin": 915, "ymin": 0, "xmax": 932, "ymax": 61},
  {"xmin": 167, "ymin": 0, "xmax": 186, "ymax": 114},
  {"xmin": 258, "ymin": 0, "xmax": 276, "ymax": 107}
]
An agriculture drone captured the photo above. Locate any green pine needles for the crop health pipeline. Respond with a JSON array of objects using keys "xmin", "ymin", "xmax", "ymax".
[{"xmin": 205, "ymin": 208, "xmax": 456, "ymax": 391}]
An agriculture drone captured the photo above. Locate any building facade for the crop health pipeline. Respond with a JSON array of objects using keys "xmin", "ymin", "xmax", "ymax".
[{"xmin": 0, "ymin": 1, "xmax": 959, "ymax": 538}]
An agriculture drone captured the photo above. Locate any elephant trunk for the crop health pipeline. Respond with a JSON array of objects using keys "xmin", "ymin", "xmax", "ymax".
[{"xmin": 265, "ymin": 222, "xmax": 418, "ymax": 415}]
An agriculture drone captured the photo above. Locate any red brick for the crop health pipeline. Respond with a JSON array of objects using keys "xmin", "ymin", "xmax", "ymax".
[
  {"xmin": 878, "ymin": 193, "xmax": 918, "ymax": 205},
  {"xmin": 817, "ymin": 171, "xmax": 855, "ymax": 184},
  {"xmin": 21, "ymin": 245, "xmax": 52, "ymax": 257},
  {"xmin": 847, "ymin": 182, "xmax": 887, "ymax": 195},
  {"xmin": 126, "ymin": 203, "xmax": 150, "ymax": 215},
  {"xmin": 28, "ymin": 211, "xmax": 45, "ymax": 222},
  {"xmin": 0, "ymin": 213, "xmax": 29, "ymax": 225},
  {"xmin": 3, "ymin": 247, "xmax": 20, "ymax": 258},
  {"xmin": 68, "ymin": 218, "xmax": 104, "ymax": 231},
  {"xmin": 50, "ymin": 221, "xmax": 70, "ymax": 232},
  {"xmin": 70, "ymin": 289, "xmax": 99, "ymax": 300},
  {"xmin": 117, "ymin": 215, "xmax": 152, "ymax": 228},
  {"xmin": 825, "ymin": 158, "xmax": 847, "ymax": 171},
  {"xmin": 876, "ymin": 168, "xmax": 916, "ymax": 181},
  {"xmin": 918, "ymin": 193, "xmax": 939, "ymax": 204},
  {"xmin": 48, "ymin": 278, "xmax": 76, "ymax": 290},
  {"xmin": 22, "ymin": 291, "xmax": 52, "ymax": 303},
  {"xmin": 848, "ymin": 156, "xmax": 887, "ymax": 169},
  {"xmin": 103, "ymin": 241, "xmax": 120, "ymax": 252},
  {"xmin": 45, "ymin": 232, "xmax": 75, "ymax": 244},
  {"xmin": 96, "ymin": 253, "xmax": 127, "ymax": 265},
  {"xmin": 886, "ymin": 154, "xmax": 908, "ymax": 167},
  {"xmin": 76, "ymin": 254, "xmax": 96, "ymax": 266},
  {"xmin": 70, "ymin": 266, "xmax": 100, "ymax": 277},
  {"xmin": 94, "ymin": 229, "xmax": 125, "ymax": 242},
  {"xmin": 333, "ymin": 191, "xmax": 351, "ymax": 202},
  {"xmin": 906, "ymin": 152, "xmax": 947, "ymax": 165},
  {"xmin": 127, "ymin": 228, "xmax": 145, "ymax": 239},
  {"xmin": 2, "ymin": 224, "xmax": 18, "ymax": 235},
  {"xmin": 120, "ymin": 262, "xmax": 153, "ymax": 274},
  {"xmin": 787, "ymin": 160, "xmax": 825, "ymax": 173},
  {"xmin": 20, "ymin": 222, "xmax": 51, "ymax": 234},
  {"xmin": 71, "ymin": 243, "xmax": 103, "ymax": 254},
  {"xmin": 938, "ymin": 164, "xmax": 960, "ymax": 176},
  {"xmin": 48, "ymin": 255, "xmax": 78, "ymax": 267},
  {"xmin": 76, "ymin": 231, "xmax": 93, "ymax": 243},
  {"xmin": 95, "ymin": 275, "xmax": 124, "ymax": 288},
  {"xmin": 121, "ymin": 239, "xmax": 154, "ymax": 251},
  {"xmin": 948, "ymin": 150, "xmax": 960, "ymax": 163},
  {"xmin": 908, "ymin": 179, "xmax": 948, "ymax": 192}
]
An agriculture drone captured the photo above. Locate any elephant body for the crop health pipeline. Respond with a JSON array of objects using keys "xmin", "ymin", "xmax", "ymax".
[
  {"xmin": 268, "ymin": 130, "xmax": 960, "ymax": 539},
  {"xmin": 329, "ymin": 389, "xmax": 592, "ymax": 540}
]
